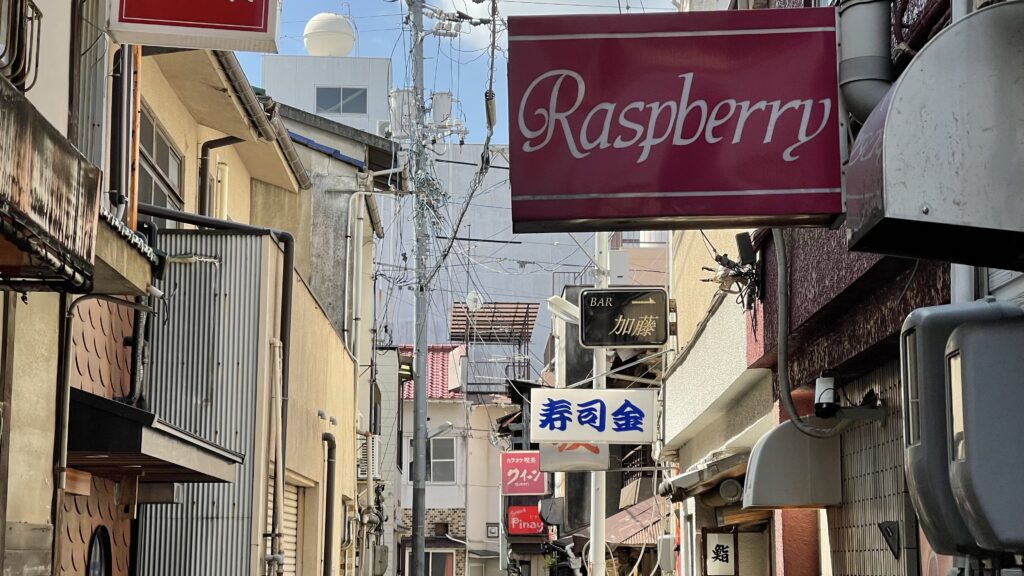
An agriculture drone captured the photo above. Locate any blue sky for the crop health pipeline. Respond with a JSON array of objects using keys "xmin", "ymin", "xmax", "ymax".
[{"xmin": 237, "ymin": 0, "xmax": 676, "ymax": 145}]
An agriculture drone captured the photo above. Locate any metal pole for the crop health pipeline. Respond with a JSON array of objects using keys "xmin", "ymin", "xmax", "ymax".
[
  {"xmin": 411, "ymin": 0, "xmax": 430, "ymax": 574},
  {"xmin": 590, "ymin": 231, "xmax": 610, "ymax": 576}
]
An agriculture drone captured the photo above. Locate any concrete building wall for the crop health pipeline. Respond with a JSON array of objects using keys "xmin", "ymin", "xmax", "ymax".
[
  {"xmin": 139, "ymin": 57, "xmax": 201, "ymax": 212},
  {"xmin": 262, "ymin": 56, "xmax": 392, "ymax": 135},
  {"xmin": 465, "ymin": 404, "xmax": 512, "ymax": 549},
  {"xmin": 375, "ymin": 350, "xmax": 404, "ymax": 576},
  {"xmin": 669, "ymin": 229, "xmax": 749, "ymax": 348},
  {"xmin": 25, "ymin": 0, "xmax": 71, "ymax": 132},
  {"xmin": 141, "ymin": 58, "xmax": 258, "ymax": 220},
  {"xmin": 6, "ymin": 294, "xmax": 60, "ymax": 526},
  {"xmin": 401, "ymin": 401, "xmax": 467, "ymax": 507}
]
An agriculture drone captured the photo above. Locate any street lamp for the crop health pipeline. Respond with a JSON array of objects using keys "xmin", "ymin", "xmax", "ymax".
[{"xmin": 428, "ymin": 421, "xmax": 453, "ymax": 439}]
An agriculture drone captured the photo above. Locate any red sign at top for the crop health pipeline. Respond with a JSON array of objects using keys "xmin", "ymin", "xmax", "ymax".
[
  {"xmin": 119, "ymin": 0, "xmax": 269, "ymax": 31},
  {"xmin": 110, "ymin": 0, "xmax": 279, "ymax": 53},
  {"xmin": 501, "ymin": 451, "xmax": 545, "ymax": 495},
  {"xmin": 507, "ymin": 9, "xmax": 842, "ymax": 233}
]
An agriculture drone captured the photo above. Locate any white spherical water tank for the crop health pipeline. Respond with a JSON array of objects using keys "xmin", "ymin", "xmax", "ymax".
[{"xmin": 303, "ymin": 13, "xmax": 355, "ymax": 57}]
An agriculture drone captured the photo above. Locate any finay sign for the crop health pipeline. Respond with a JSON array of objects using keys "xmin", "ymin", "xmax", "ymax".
[{"xmin": 508, "ymin": 9, "xmax": 843, "ymax": 233}]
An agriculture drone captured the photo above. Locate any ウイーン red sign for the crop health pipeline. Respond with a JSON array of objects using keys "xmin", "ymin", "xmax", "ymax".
[
  {"xmin": 508, "ymin": 9, "xmax": 842, "ymax": 232},
  {"xmin": 501, "ymin": 451, "xmax": 545, "ymax": 495},
  {"xmin": 508, "ymin": 506, "xmax": 545, "ymax": 535},
  {"xmin": 110, "ymin": 0, "xmax": 279, "ymax": 53}
]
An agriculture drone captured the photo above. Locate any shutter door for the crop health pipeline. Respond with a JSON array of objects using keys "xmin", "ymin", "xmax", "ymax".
[
  {"xmin": 988, "ymin": 268, "xmax": 1024, "ymax": 302},
  {"xmin": 267, "ymin": 477, "xmax": 302, "ymax": 576},
  {"xmin": 282, "ymin": 483, "xmax": 301, "ymax": 576}
]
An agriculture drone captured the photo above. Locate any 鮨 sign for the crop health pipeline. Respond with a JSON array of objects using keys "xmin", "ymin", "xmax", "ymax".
[
  {"xmin": 530, "ymin": 389, "xmax": 657, "ymax": 444},
  {"xmin": 508, "ymin": 505, "xmax": 545, "ymax": 536},
  {"xmin": 703, "ymin": 529, "xmax": 739, "ymax": 576},
  {"xmin": 108, "ymin": 0, "xmax": 280, "ymax": 52},
  {"xmin": 580, "ymin": 288, "xmax": 668, "ymax": 348},
  {"xmin": 501, "ymin": 451, "xmax": 545, "ymax": 495},
  {"xmin": 508, "ymin": 9, "xmax": 842, "ymax": 233}
]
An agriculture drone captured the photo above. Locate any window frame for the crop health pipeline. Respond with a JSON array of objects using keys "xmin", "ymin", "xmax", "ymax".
[
  {"xmin": 87, "ymin": 526, "xmax": 112, "ymax": 576},
  {"xmin": 340, "ymin": 87, "xmax": 368, "ymax": 115},
  {"xmin": 315, "ymin": 85, "xmax": 342, "ymax": 115},
  {"xmin": 428, "ymin": 436, "xmax": 456, "ymax": 484},
  {"xmin": 137, "ymin": 103, "xmax": 184, "ymax": 209},
  {"xmin": 405, "ymin": 549, "xmax": 456, "ymax": 576},
  {"xmin": 407, "ymin": 435, "xmax": 457, "ymax": 484},
  {"xmin": 315, "ymin": 85, "xmax": 368, "ymax": 116}
]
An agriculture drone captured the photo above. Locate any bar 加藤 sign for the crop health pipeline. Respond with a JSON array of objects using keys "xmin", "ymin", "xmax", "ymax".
[
  {"xmin": 508, "ymin": 9, "xmax": 842, "ymax": 232},
  {"xmin": 530, "ymin": 389, "xmax": 657, "ymax": 444},
  {"xmin": 108, "ymin": 0, "xmax": 280, "ymax": 52}
]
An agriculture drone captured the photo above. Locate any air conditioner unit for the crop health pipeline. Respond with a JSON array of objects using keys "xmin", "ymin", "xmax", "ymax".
[{"xmin": 357, "ymin": 436, "xmax": 382, "ymax": 481}]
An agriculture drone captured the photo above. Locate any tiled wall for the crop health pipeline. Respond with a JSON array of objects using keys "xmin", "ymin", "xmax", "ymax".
[
  {"xmin": 70, "ymin": 299, "xmax": 133, "ymax": 399},
  {"xmin": 59, "ymin": 477, "xmax": 131, "ymax": 576}
]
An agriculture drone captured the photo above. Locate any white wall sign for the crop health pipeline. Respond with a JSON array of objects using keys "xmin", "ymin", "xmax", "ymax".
[
  {"xmin": 529, "ymin": 389, "xmax": 657, "ymax": 444},
  {"xmin": 703, "ymin": 530, "xmax": 739, "ymax": 576}
]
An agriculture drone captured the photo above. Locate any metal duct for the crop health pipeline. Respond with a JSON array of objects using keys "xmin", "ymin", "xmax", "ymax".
[
  {"xmin": 838, "ymin": 0, "xmax": 894, "ymax": 124},
  {"xmin": 846, "ymin": 0, "xmax": 1024, "ymax": 271}
]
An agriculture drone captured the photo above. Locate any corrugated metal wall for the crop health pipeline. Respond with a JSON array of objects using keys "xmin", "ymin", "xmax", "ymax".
[
  {"xmin": 137, "ymin": 232, "xmax": 266, "ymax": 576},
  {"xmin": 827, "ymin": 359, "xmax": 919, "ymax": 576}
]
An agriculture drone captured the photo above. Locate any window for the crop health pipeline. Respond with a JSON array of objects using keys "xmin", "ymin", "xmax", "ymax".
[
  {"xmin": 430, "ymin": 437, "xmax": 456, "ymax": 483},
  {"xmin": 316, "ymin": 86, "xmax": 367, "ymax": 115},
  {"xmin": 138, "ymin": 106, "xmax": 183, "ymax": 229},
  {"xmin": 87, "ymin": 526, "xmax": 112, "ymax": 576},
  {"xmin": 408, "ymin": 436, "xmax": 456, "ymax": 483},
  {"xmin": 405, "ymin": 550, "xmax": 455, "ymax": 576},
  {"xmin": 948, "ymin": 352, "xmax": 966, "ymax": 461},
  {"xmin": 903, "ymin": 330, "xmax": 921, "ymax": 446},
  {"xmin": 341, "ymin": 88, "xmax": 368, "ymax": 114}
]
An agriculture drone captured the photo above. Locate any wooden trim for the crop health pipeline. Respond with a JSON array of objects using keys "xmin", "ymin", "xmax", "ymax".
[
  {"xmin": 0, "ymin": 293, "xmax": 17, "ymax": 566},
  {"xmin": 65, "ymin": 469, "xmax": 92, "ymax": 497},
  {"xmin": 128, "ymin": 45, "xmax": 142, "ymax": 230}
]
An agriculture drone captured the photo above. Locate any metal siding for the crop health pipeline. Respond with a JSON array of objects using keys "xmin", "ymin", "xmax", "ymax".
[
  {"xmin": 827, "ymin": 360, "xmax": 918, "ymax": 576},
  {"xmin": 137, "ymin": 232, "xmax": 265, "ymax": 576}
]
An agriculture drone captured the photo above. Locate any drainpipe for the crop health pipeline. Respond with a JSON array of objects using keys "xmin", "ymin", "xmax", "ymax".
[
  {"xmin": 137, "ymin": 203, "xmax": 295, "ymax": 570},
  {"xmin": 121, "ymin": 222, "xmax": 159, "ymax": 406},
  {"xmin": 323, "ymin": 433, "xmax": 337, "ymax": 576},
  {"xmin": 838, "ymin": 0, "xmax": 894, "ymax": 124},
  {"xmin": 53, "ymin": 295, "xmax": 154, "ymax": 571},
  {"xmin": 199, "ymin": 137, "xmax": 242, "ymax": 217}
]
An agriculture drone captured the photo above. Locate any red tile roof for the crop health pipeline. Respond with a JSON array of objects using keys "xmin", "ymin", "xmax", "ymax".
[{"xmin": 400, "ymin": 344, "xmax": 465, "ymax": 400}]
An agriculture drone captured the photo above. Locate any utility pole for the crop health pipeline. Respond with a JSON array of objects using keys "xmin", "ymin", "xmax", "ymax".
[
  {"xmin": 410, "ymin": 1, "xmax": 429, "ymax": 575},
  {"xmin": 591, "ymin": 231, "xmax": 610, "ymax": 576}
]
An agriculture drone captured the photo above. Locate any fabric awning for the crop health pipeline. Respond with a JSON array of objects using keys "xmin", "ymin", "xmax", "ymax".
[
  {"xmin": 570, "ymin": 497, "xmax": 667, "ymax": 549},
  {"xmin": 68, "ymin": 388, "xmax": 243, "ymax": 483}
]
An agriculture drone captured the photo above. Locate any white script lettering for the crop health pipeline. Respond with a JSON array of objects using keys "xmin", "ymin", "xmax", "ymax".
[{"xmin": 517, "ymin": 69, "xmax": 833, "ymax": 164}]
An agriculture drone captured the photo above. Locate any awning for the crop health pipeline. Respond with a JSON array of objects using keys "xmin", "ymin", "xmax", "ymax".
[
  {"xmin": 659, "ymin": 452, "xmax": 748, "ymax": 502},
  {"xmin": 742, "ymin": 419, "xmax": 841, "ymax": 509},
  {"xmin": 570, "ymin": 497, "xmax": 667, "ymax": 549},
  {"xmin": 68, "ymin": 388, "xmax": 243, "ymax": 483},
  {"xmin": 469, "ymin": 549, "xmax": 500, "ymax": 559},
  {"xmin": 845, "ymin": 0, "xmax": 1024, "ymax": 271}
]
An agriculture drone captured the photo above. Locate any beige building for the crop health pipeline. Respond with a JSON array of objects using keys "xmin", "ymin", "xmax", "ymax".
[{"xmin": 0, "ymin": 2, "xmax": 383, "ymax": 575}]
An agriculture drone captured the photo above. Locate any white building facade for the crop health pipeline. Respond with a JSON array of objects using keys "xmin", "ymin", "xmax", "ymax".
[{"xmin": 262, "ymin": 54, "xmax": 392, "ymax": 137}]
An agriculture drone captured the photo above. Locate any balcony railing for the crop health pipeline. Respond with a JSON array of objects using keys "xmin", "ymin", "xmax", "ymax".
[
  {"xmin": 0, "ymin": 67, "xmax": 101, "ymax": 290},
  {"xmin": 0, "ymin": 0, "xmax": 41, "ymax": 91}
]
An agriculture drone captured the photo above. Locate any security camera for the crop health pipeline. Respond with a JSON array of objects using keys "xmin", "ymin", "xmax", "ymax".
[{"xmin": 815, "ymin": 373, "xmax": 839, "ymax": 419}]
